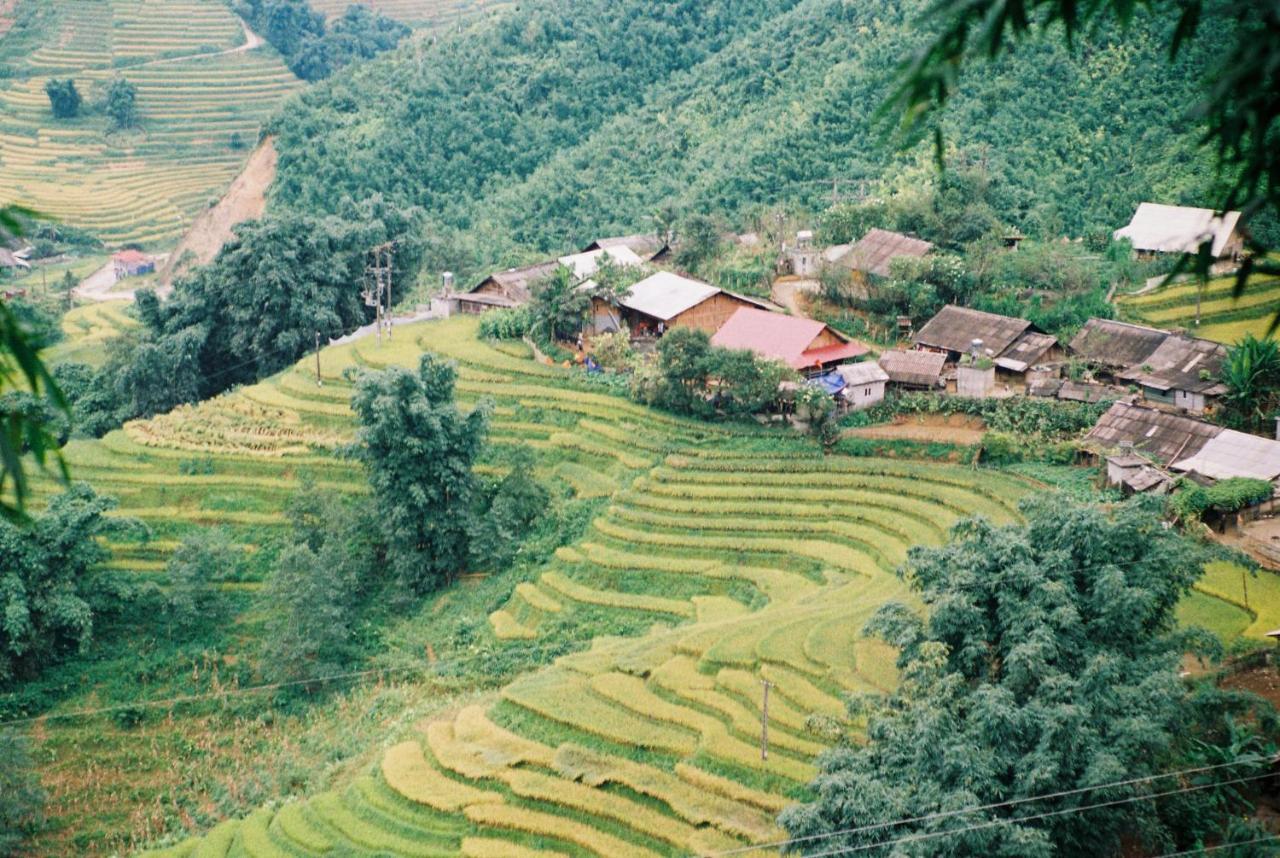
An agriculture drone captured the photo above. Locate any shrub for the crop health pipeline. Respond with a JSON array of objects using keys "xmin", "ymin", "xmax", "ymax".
[{"xmin": 1169, "ymin": 477, "xmax": 1274, "ymax": 524}]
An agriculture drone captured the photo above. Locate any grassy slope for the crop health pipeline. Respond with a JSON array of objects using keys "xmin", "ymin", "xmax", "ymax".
[
  {"xmin": 15, "ymin": 316, "xmax": 1231, "ymax": 858},
  {"xmin": 1116, "ymin": 271, "xmax": 1280, "ymax": 345}
]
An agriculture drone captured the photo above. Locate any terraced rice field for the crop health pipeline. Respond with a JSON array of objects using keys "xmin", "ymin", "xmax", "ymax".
[
  {"xmin": 96, "ymin": 316, "xmax": 1032, "ymax": 856},
  {"xmin": 0, "ymin": 0, "xmax": 301, "ymax": 247},
  {"xmin": 308, "ymin": 0, "xmax": 505, "ymax": 29},
  {"xmin": 24, "ymin": 315, "xmax": 1255, "ymax": 856},
  {"xmin": 46, "ymin": 299, "xmax": 139, "ymax": 366},
  {"xmin": 1117, "ymin": 272, "xmax": 1280, "ymax": 345}
]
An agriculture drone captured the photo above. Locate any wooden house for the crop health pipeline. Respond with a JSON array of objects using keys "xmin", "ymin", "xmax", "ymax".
[
  {"xmin": 878, "ymin": 349, "xmax": 945, "ymax": 389},
  {"xmin": 1115, "ymin": 334, "xmax": 1227, "ymax": 415},
  {"xmin": 458, "ymin": 260, "xmax": 559, "ymax": 314},
  {"xmin": 711, "ymin": 306, "xmax": 867, "ymax": 376},
  {"xmin": 587, "ymin": 272, "xmax": 771, "ymax": 337},
  {"xmin": 1068, "ymin": 318, "xmax": 1170, "ymax": 381},
  {"xmin": 912, "ymin": 304, "xmax": 1061, "ymax": 384},
  {"xmin": 579, "ymin": 234, "xmax": 668, "ymax": 262},
  {"xmin": 826, "ymin": 228, "xmax": 933, "ymax": 279}
]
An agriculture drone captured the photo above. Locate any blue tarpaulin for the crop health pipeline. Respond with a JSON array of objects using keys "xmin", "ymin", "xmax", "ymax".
[{"xmin": 808, "ymin": 370, "xmax": 846, "ymax": 396}]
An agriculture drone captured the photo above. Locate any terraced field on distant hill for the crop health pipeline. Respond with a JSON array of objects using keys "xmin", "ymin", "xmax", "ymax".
[
  {"xmin": 1116, "ymin": 272, "xmax": 1280, "ymax": 345},
  {"xmin": 23, "ymin": 316, "xmax": 1273, "ymax": 856},
  {"xmin": 309, "ymin": 0, "xmax": 504, "ymax": 29},
  {"xmin": 0, "ymin": 0, "xmax": 301, "ymax": 247}
]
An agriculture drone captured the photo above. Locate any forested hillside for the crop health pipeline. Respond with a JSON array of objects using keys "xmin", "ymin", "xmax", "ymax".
[{"xmin": 265, "ymin": 0, "xmax": 1231, "ymax": 281}]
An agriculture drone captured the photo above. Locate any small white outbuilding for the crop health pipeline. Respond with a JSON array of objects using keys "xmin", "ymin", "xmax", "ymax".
[{"xmin": 837, "ymin": 362, "xmax": 889, "ymax": 409}]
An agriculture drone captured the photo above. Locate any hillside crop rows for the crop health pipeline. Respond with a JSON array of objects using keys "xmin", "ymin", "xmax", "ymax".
[
  {"xmin": 1117, "ymin": 273, "xmax": 1280, "ymax": 345},
  {"xmin": 0, "ymin": 0, "xmax": 301, "ymax": 247},
  {"xmin": 116, "ymin": 318, "xmax": 1022, "ymax": 856},
  {"xmin": 21, "ymin": 316, "xmax": 1271, "ymax": 855}
]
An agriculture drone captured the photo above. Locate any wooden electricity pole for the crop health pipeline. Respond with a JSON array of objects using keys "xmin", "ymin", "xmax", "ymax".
[
  {"xmin": 760, "ymin": 678, "xmax": 774, "ymax": 761},
  {"xmin": 314, "ymin": 330, "xmax": 322, "ymax": 387}
]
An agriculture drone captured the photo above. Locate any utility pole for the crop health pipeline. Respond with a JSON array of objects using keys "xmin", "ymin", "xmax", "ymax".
[
  {"xmin": 760, "ymin": 678, "xmax": 774, "ymax": 761},
  {"xmin": 314, "ymin": 331, "xmax": 322, "ymax": 387},
  {"xmin": 363, "ymin": 242, "xmax": 395, "ymax": 344}
]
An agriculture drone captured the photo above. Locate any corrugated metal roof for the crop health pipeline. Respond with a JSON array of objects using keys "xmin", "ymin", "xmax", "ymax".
[
  {"xmin": 1116, "ymin": 334, "xmax": 1228, "ymax": 395},
  {"xmin": 835, "ymin": 229, "xmax": 933, "ymax": 278},
  {"xmin": 1113, "ymin": 203, "xmax": 1242, "ymax": 257},
  {"xmin": 1069, "ymin": 318, "xmax": 1170, "ymax": 369},
  {"xmin": 711, "ymin": 307, "xmax": 863, "ymax": 369},
  {"xmin": 878, "ymin": 349, "xmax": 946, "ymax": 386},
  {"xmin": 1172, "ymin": 430, "xmax": 1280, "ymax": 481},
  {"xmin": 558, "ymin": 246, "xmax": 644, "ymax": 279},
  {"xmin": 1085, "ymin": 400, "xmax": 1222, "ymax": 465},
  {"xmin": 619, "ymin": 272, "xmax": 719, "ymax": 321},
  {"xmin": 837, "ymin": 361, "xmax": 889, "ymax": 386},
  {"xmin": 913, "ymin": 305, "xmax": 1033, "ymax": 356}
]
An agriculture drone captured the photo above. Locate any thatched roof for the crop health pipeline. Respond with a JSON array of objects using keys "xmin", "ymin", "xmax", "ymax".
[
  {"xmin": 878, "ymin": 349, "xmax": 946, "ymax": 387},
  {"xmin": 913, "ymin": 305, "xmax": 1033, "ymax": 356},
  {"xmin": 1113, "ymin": 203, "xmax": 1241, "ymax": 257},
  {"xmin": 1068, "ymin": 318, "xmax": 1169, "ymax": 369},
  {"xmin": 833, "ymin": 229, "xmax": 933, "ymax": 278},
  {"xmin": 1085, "ymin": 400, "xmax": 1221, "ymax": 465},
  {"xmin": 1116, "ymin": 334, "xmax": 1228, "ymax": 395}
]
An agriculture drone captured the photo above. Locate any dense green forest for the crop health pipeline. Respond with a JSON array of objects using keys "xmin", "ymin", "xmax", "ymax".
[{"xmin": 265, "ymin": 0, "xmax": 1234, "ymax": 282}]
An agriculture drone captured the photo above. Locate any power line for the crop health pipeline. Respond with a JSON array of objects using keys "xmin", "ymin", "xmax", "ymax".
[
  {"xmin": 747, "ymin": 772, "xmax": 1277, "ymax": 858},
  {"xmin": 0, "ymin": 642, "xmax": 574, "ymax": 729},
  {"xmin": 704, "ymin": 756, "xmax": 1279, "ymax": 857}
]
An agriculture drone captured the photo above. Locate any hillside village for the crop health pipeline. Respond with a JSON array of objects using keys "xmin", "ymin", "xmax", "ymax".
[
  {"xmin": 441, "ymin": 202, "xmax": 1280, "ymax": 561},
  {"xmin": 2, "ymin": 1, "xmax": 1280, "ymax": 857}
]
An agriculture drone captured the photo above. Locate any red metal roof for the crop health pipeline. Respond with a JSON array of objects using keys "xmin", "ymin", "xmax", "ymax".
[
  {"xmin": 799, "ymin": 341, "xmax": 868, "ymax": 368},
  {"xmin": 113, "ymin": 249, "xmax": 149, "ymax": 264},
  {"xmin": 711, "ymin": 307, "xmax": 866, "ymax": 369}
]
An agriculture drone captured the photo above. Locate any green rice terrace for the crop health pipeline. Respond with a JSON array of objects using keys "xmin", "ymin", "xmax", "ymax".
[
  {"xmin": 0, "ymin": 0, "xmax": 302, "ymax": 248},
  {"xmin": 1117, "ymin": 270, "xmax": 1280, "ymax": 345},
  {"xmin": 16, "ymin": 315, "xmax": 1272, "ymax": 856}
]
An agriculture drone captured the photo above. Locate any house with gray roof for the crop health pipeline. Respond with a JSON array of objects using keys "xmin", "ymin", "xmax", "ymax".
[{"xmin": 1115, "ymin": 334, "xmax": 1228, "ymax": 415}]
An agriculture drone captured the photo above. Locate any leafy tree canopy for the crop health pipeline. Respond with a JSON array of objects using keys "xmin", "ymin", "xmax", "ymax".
[
  {"xmin": 0, "ymin": 484, "xmax": 118, "ymax": 686},
  {"xmin": 43, "ymin": 79, "xmax": 80, "ymax": 119},
  {"xmin": 349, "ymin": 353, "xmax": 488, "ymax": 593},
  {"xmin": 103, "ymin": 78, "xmax": 138, "ymax": 130},
  {"xmin": 781, "ymin": 495, "xmax": 1277, "ymax": 857}
]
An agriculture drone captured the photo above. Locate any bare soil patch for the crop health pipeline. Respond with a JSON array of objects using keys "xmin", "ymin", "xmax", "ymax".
[
  {"xmin": 160, "ymin": 136, "xmax": 277, "ymax": 286},
  {"xmin": 845, "ymin": 413, "xmax": 987, "ymax": 445}
]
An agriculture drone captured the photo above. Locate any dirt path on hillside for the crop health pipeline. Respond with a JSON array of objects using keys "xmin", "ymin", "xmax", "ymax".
[
  {"xmin": 160, "ymin": 137, "xmax": 277, "ymax": 286},
  {"xmin": 845, "ymin": 414, "xmax": 988, "ymax": 445},
  {"xmin": 139, "ymin": 14, "xmax": 264, "ymax": 68},
  {"xmin": 771, "ymin": 276, "xmax": 818, "ymax": 316},
  {"xmin": 75, "ymin": 255, "xmax": 171, "ymax": 301}
]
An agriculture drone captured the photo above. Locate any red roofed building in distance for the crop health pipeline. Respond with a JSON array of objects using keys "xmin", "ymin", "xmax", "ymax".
[
  {"xmin": 711, "ymin": 307, "xmax": 867, "ymax": 376},
  {"xmin": 112, "ymin": 249, "xmax": 155, "ymax": 278}
]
